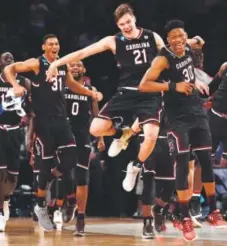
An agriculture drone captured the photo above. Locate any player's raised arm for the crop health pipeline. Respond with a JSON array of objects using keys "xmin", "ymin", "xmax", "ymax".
[
  {"xmin": 153, "ymin": 32, "xmax": 165, "ymax": 51},
  {"xmin": 46, "ymin": 36, "xmax": 115, "ymax": 81},
  {"xmin": 4, "ymin": 58, "xmax": 39, "ymax": 96},
  {"xmin": 187, "ymin": 36, "xmax": 205, "ymax": 49}
]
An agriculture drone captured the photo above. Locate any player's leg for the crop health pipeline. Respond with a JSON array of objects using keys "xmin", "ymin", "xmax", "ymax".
[
  {"xmin": 141, "ymin": 164, "xmax": 156, "ymax": 239},
  {"xmin": 168, "ymin": 128, "xmax": 197, "ymax": 241},
  {"xmin": 33, "ymin": 124, "xmax": 56, "ymax": 231},
  {"xmin": 90, "ymin": 92, "xmax": 129, "ymax": 138},
  {"xmin": 72, "ymin": 131, "xmax": 91, "ymax": 236},
  {"xmin": 191, "ymin": 123, "xmax": 227, "ymax": 228},
  {"xmin": 122, "ymin": 122, "xmax": 159, "ymax": 192},
  {"xmin": 152, "ymin": 138, "xmax": 175, "ymax": 232}
]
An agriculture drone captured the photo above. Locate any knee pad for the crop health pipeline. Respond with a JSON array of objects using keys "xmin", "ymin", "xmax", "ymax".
[
  {"xmin": 142, "ymin": 171, "xmax": 155, "ymax": 205},
  {"xmin": 77, "ymin": 145, "xmax": 91, "ymax": 168},
  {"xmin": 156, "ymin": 180, "xmax": 175, "ymax": 202},
  {"xmin": 57, "ymin": 147, "xmax": 77, "ymax": 174},
  {"xmin": 76, "ymin": 166, "xmax": 89, "ymax": 186},
  {"xmin": 196, "ymin": 150, "xmax": 214, "ymax": 183},
  {"xmin": 175, "ymin": 153, "xmax": 190, "ymax": 190},
  {"xmin": 50, "ymin": 178, "xmax": 65, "ymax": 199}
]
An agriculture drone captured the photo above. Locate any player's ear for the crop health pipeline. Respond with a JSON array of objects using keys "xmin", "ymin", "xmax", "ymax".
[
  {"xmin": 83, "ymin": 67, "xmax": 86, "ymax": 74},
  {"xmin": 167, "ymin": 36, "xmax": 170, "ymax": 45},
  {"xmin": 42, "ymin": 44, "xmax": 45, "ymax": 52},
  {"xmin": 184, "ymin": 31, "xmax": 188, "ymax": 39}
]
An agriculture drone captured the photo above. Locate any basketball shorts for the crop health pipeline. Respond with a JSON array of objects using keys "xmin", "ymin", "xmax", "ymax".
[
  {"xmin": 209, "ymin": 108, "xmax": 227, "ymax": 159},
  {"xmin": 141, "ymin": 135, "xmax": 175, "ymax": 180},
  {"xmin": 34, "ymin": 117, "xmax": 76, "ymax": 160},
  {"xmin": 167, "ymin": 117, "xmax": 212, "ymax": 157},
  {"xmin": 71, "ymin": 127, "xmax": 91, "ymax": 169},
  {"xmin": 0, "ymin": 127, "xmax": 22, "ymax": 175},
  {"xmin": 98, "ymin": 90, "xmax": 163, "ymax": 126}
]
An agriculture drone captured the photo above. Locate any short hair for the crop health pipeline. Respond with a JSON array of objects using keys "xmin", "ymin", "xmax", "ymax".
[
  {"xmin": 164, "ymin": 20, "xmax": 185, "ymax": 34},
  {"xmin": 114, "ymin": 3, "xmax": 134, "ymax": 23},
  {"xmin": 42, "ymin": 34, "xmax": 58, "ymax": 44}
]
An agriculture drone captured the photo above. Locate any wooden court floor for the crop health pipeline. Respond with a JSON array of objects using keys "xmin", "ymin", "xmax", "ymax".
[{"xmin": 1, "ymin": 218, "xmax": 227, "ymax": 246}]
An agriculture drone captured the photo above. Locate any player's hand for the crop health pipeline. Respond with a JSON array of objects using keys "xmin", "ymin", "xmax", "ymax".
[
  {"xmin": 192, "ymin": 35, "xmax": 205, "ymax": 48},
  {"xmin": 176, "ymin": 82, "xmax": 194, "ymax": 95},
  {"xmin": 46, "ymin": 63, "xmax": 58, "ymax": 82},
  {"xmin": 97, "ymin": 138, "xmax": 105, "ymax": 152},
  {"xmin": 195, "ymin": 80, "xmax": 209, "ymax": 96},
  {"xmin": 92, "ymin": 91, "xmax": 103, "ymax": 101},
  {"xmin": 13, "ymin": 84, "xmax": 27, "ymax": 97}
]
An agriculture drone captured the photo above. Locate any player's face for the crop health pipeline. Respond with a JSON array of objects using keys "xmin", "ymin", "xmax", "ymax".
[
  {"xmin": 168, "ymin": 28, "xmax": 187, "ymax": 55},
  {"xmin": 117, "ymin": 13, "xmax": 136, "ymax": 38},
  {"xmin": 69, "ymin": 61, "xmax": 85, "ymax": 80},
  {"xmin": 0, "ymin": 52, "xmax": 14, "ymax": 68},
  {"xmin": 42, "ymin": 37, "xmax": 60, "ymax": 61}
]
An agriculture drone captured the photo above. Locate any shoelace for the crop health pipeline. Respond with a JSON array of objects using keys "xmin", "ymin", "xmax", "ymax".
[{"xmin": 183, "ymin": 219, "xmax": 193, "ymax": 233}]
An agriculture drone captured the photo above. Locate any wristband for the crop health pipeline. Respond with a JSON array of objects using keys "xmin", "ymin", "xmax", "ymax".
[{"xmin": 168, "ymin": 83, "xmax": 176, "ymax": 92}]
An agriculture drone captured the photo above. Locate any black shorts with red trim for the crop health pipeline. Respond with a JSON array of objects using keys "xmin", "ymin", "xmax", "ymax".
[
  {"xmin": 167, "ymin": 117, "xmax": 212, "ymax": 156},
  {"xmin": 209, "ymin": 108, "xmax": 227, "ymax": 159},
  {"xmin": 0, "ymin": 127, "xmax": 22, "ymax": 175},
  {"xmin": 98, "ymin": 89, "xmax": 163, "ymax": 126},
  {"xmin": 141, "ymin": 135, "xmax": 175, "ymax": 180},
  {"xmin": 34, "ymin": 116, "xmax": 76, "ymax": 160},
  {"xmin": 71, "ymin": 127, "xmax": 91, "ymax": 169}
]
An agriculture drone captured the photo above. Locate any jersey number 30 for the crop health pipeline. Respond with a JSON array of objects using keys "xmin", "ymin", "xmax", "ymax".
[
  {"xmin": 182, "ymin": 65, "xmax": 194, "ymax": 82},
  {"xmin": 133, "ymin": 49, "xmax": 147, "ymax": 65}
]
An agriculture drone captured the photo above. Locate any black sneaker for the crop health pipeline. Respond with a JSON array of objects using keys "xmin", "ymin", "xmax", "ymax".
[
  {"xmin": 189, "ymin": 196, "xmax": 201, "ymax": 218},
  {"xmin": 153, "ymin": 210, "xmax": 166, "ymax": 233},
  {"xmin": 142, "ymin": 218, "xmax": 155, "ymax": 239},
  {"xmin": 73, "ymin": 219, "xmax": 85, "ymax": 237},
  {"xmin": 62, "ymin": 203, "xmax": 76, "ymax": 223}
]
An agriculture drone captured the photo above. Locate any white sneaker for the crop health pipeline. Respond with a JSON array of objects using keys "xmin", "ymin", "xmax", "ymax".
[
  {"xmin": 108, "ymin": 127, "xmax": 133, "ymax": 157},
  {"xmin": 108, "ymin": 139, "xmax": 127, "ymax": 157},
  {"xmin": 3, "ymin": 201, "xmax": 10, "ymax": 221},
  {"xmin": 53, "ymin": 209, "xmax": 63, "ymax": 224},
  {"xmin": 0, "ymin": 215, "xmax": 6, "ymax": 232},
  {"xmin": 122, "ymin": 162, "xmax": 141, "ymax": 192},
  {"xmin": 191, "ymin": 216, "xmax": 202, "ymax": 228}
]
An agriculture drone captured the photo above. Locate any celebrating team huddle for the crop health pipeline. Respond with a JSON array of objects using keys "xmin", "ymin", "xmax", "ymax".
[{"xmin": 0, "ymin": 3, "xmax": 227, "ymax": 243}]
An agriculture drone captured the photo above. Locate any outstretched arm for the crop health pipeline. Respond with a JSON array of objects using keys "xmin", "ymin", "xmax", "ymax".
[
  {"xmin": 47, "ymin": 36, "xmax": 115, "ymax": 81},
  {"xmin": 187, "ymin": 36, "xmax": 205, "ymax": 49}
]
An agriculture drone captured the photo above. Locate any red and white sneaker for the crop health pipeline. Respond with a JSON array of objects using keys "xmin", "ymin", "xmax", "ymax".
[
  {"xmin": 182, "ymin": 218, "xmax": 197, "ymax": 242},
  {"xmin": 172, "ymin": 217, "xmax": 183, "ymax": 231},
  {"xmin": 207, "ymin": 209, "xmax": 227, "ymax": 228}
]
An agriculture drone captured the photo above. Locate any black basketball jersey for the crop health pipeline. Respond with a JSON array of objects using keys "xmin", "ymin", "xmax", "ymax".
[
  {"xmin": 159, "ymin": 45, "xmax": 206, "ymax": 125},
  {"xmin": 115, "ymin": 28, "xmax": 158, "ymax": 88},
  {"xmin": 65, "ymin": 83, "xmax": 92, "ymax": 131},
  {"xmin": 31, "ymin": 55, "xmax": 68, "ymax": 120},
  {"xmin": 212, "ymin": 68, "xmax": 227, "ymax": 114},
  {"xmin": 0, "ymin": 74, "xmax": 26, "ymax": 125}
]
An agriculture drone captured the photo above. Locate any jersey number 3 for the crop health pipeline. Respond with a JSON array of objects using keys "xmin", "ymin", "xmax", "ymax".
[{"xmin": 133, "ymin": 49, "xmax": 147, "ymax": 65}]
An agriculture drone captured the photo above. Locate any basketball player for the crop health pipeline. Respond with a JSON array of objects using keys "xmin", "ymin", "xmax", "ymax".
[
  {"xmin": 46, "ymin": 4, "xmax": 203, "ymax": 202},
  {"xmin": 0, "ymin": 52, "xmax": 31, "ymax": 232},
  {"xmin": 138, "ymin": 19, "xmax": 227, "ymax": 241},
  {"xmin": 4, "ymin": 34, "xmax": 102, "ymax": 232},
  {"xmin": 65, "ymin": 61, "xmax": 105, "ymax": 236}
]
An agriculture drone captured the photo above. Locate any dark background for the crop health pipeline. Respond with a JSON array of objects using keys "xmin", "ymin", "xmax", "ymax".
[{"xmin": 2, "ymin": 0, "xmax": 227, "ymax": 217}]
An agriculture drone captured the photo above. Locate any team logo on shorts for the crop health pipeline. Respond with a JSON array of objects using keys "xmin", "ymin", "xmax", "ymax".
[{"xmin": 168, "ymin": 139, "xmax": 175, "ymax": 154}]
